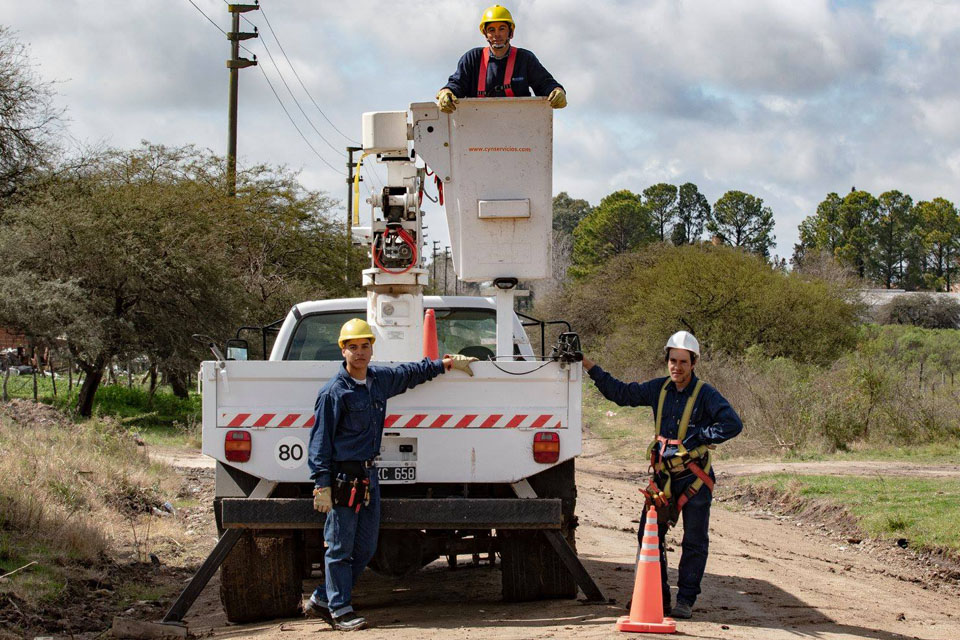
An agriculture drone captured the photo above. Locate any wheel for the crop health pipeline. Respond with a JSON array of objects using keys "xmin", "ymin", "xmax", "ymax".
[
  {"xmin": 499, "ymin": 528, "xmax": 576, "ymax": 601},
  {"xmin": 368, "ymin": 530, "xmax": 426, "ymax": 577},
  {"xmin": 219, "ymin": 531, "xmax": 302, "ymax": 622}
]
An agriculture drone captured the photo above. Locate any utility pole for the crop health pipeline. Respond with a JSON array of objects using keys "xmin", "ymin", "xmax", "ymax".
[
  {"xmin": 444, "ymin": 246, "xmax": 451, "ymax": 295},
  {"xmin": 345, "ymin": 146, "xmax": 362, "ymax": 281},
  {"xmin": 226, "ymin": 3, "xmax": 259, "ymax": 197},
  {"xmin": 432, "ymin": 240, "xmax": 440, "ymax": 292}
]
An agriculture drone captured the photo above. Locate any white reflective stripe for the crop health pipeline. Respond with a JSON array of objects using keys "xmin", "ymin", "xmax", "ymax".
[
  {"xmin": 637, "ymin": 555, "xmax": 660, "ymax": 563},
  {"xmin": 640, "ymin": 543, "xmax": 659, "ymax": 550},
  {"xmin": 218, "ymin": 411, "xmax": 564, "ymax": 429}
]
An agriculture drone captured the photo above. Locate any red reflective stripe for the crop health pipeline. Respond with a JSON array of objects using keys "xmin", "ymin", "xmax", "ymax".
[
  {"xmin": 384, "ymin": 414, "xmax": 400, "ymax": 428},
  {"xmin": 455, "ymin": 414, "xmax": 478, "ymax": 428},
  {"xmin": 404, "ymin": 414, "xmax": 427, "ymax": 428},
  {"xmin": 277, "ymin": 414, "xmax": 299, "ymax": 428},
  {"xmin": 227, "ymin": 413, "xmax": 250, "ymax": 427},
  {"xmin": 480, "ymin": 414, "xmax": 502, "ymax": 428},
  {"xmin": 429, "ymin": 414, "xmax": 452, "ymax": 428},
  {"xmin": 477, "ymin": 47, "xmax": 490, "ymax": 96},
  {"xmin": 304, "ymin": 415, "xmax": 315, "ymax": 428},
  {"xmin": 552, "ymin": 420, "xmax": 562, "ymax": 429},
  {"xmin": 530, "ymin": 414, "xmax": 551, "ymax": 429},
  {"xmin": 253, "ymin": 413, "xmax": 275, "ymax": 427},
  {"xmin": 505, "ymin": 414, "xmax": 526, "ymax": 428},
  {"xmin": 502, "ymin": 46, "xmax": 517, "ymax": 97}
]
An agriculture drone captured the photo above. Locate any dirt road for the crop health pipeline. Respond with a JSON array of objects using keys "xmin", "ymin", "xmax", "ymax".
[{"xmin": 170, "ymin": 437, "xmax": 960, "ymax": 640}]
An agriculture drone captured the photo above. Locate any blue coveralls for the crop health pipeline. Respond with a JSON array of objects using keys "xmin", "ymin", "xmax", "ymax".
[
  {"xmin": 588, "ymin": 366, "xmax": 742, "ymax": 609},
  {"xmin": 442, "ymin": 46, "xmax": 563, "ymax": 98},
  {"xmin": 308, "ymin": 358, "xmax": 445, "ymax": 617}
]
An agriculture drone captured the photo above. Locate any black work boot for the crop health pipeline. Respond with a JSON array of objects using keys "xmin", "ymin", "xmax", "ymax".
[
  {"xmin": 333, "ymin": 611, "xmax": 368, "ymax": 631},
  {"xmin": 303, "ymin": 599, "xmax": 333, "ymax": 627},
  {"xmin": 671, "ymin": 600, "xmax": 693, "ymax": 619}
]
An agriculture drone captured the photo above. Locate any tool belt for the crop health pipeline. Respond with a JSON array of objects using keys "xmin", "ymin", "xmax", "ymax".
[
  {"xmin": 332, "ymin": 461, "xmax": 372, "ymax": 512},
  {"xmin": 639, "ymin": 379, "xmax": 716, "ymax": 527}
]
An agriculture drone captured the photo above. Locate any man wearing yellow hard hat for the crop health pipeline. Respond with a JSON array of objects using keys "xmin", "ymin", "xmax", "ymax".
[
  {"xmin": 304, "ymin": 318, "xmax": 476, "ymax": 630},
  {"xmin": 436, "ymin": 4, "xmax": 566, "ymax": 114}
]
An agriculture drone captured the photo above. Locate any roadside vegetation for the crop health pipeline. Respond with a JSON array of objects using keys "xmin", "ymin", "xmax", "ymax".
[{"xmin": 0, "ymin": 400, "xmax": 198, "ymax": 636}]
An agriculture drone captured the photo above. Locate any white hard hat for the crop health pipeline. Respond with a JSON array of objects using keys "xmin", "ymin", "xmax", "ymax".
[{"xmin": 664, "ymin": 331, "xmax": 700, "ymax": 358}]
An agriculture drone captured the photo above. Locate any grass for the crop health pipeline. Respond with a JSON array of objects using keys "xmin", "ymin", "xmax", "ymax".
[
  {"xmin": 0, "ymin": 402, "xmax": 184, "ymax": 615},
  {"xmin": 2, "ymin": 374, "xmax": 201, "ymax": 447},
  {"xmin": 582, "ymin": 383, "xmax": 656, "ymax": 460},
  {"xmin": 734, "ymin": 473, "xmax": 960, "ymax": 555}
]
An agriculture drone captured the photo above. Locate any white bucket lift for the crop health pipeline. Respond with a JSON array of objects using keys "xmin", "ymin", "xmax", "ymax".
[{"xmin": 360, "ymin": 97, "xmax": 554, "ymax": 360}]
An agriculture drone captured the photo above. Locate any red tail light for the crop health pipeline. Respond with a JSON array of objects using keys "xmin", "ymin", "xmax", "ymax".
[
  {"xmin": 533, "ymin": 431, "xmax": 560, "ymax": 463},
  {"xmin": 224, "ymin": 430, "xmax": 251, "ymax": 462}
]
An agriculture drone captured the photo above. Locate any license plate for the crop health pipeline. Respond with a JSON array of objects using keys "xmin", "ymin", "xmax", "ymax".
[{"xmin": 377, "ymin": 465, "xmax": 416, "ymax": 484}]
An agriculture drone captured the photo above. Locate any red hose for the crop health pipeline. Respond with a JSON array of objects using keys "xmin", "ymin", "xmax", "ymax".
[{"xmin": 373, "ymin": 227, "xmax": 418, "ymax": 275}]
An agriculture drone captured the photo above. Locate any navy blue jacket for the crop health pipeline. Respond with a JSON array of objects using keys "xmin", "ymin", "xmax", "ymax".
[
  {"xmin": 588, "ymin": 366, "xmax": 742, "ymax": 460},
  {"xmin": 309, "ymin": 358, "xmax": 445, "ymax": 487},
  {"xmin": 443, "ymin": 46, "xmax": 562, "ymax": 98}
]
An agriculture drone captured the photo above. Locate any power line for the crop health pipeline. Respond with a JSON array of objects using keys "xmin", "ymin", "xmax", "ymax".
[
  {"xmin": 256, "ymin": 4, "xmax": 359, "ymax": 145},
  {"xmin": 247, "ymin": 23, "xmax": 346, "ymax": 158},
  {"xmin": 257, "ymin": 64, "xmax": 345, "ymax": 177}
]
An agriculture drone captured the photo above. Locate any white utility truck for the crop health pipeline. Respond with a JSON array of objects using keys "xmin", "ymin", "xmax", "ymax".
[{"xmin": 166, "ymin": 98, "xmax": 602, "ymax": 625}]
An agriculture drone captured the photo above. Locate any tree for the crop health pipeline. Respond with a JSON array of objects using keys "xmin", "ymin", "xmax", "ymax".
[
  {"xmin": 570, "ymin": 190, "xmax": 655, "ymax": 277},
  {"xmin": 0, "ymin": 27, "xmax": 61, "ymax": 202},
  {"xmin": 671, "ymin": 182, "xmax": 710, "ymax": 245},
  {"xmin": 707, "ymin": 190, "xmax": 776, "ymax": 257},
  {"xmin": 552, "ymin": 192, "xmax": 592, "ymax": 235},
  {"xmin": 915, "ymin": 197, "xmax": 960, "ymax": 291},
  {"xmin": 835, "ymin": 189, "xmax": 879, "ymax": 280},
  {"xmin": 642, "ymin": 183, "xmax": 678, "ymax": 242},
  {"xmin": 0, "ymin": 143, "xmax": 350, "ymax": 414},
  {"xmin": 870, "ymin": 190, "xmax": 914, "ymax": 289}
]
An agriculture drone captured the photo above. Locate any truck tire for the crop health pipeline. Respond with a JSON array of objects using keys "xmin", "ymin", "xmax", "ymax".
[
  {"xmin": 219, "ymin": 531, "xmax": 302, "ymax": 622},
  {"xmin": 499, "ymin": 528, "xmax": 577, "ymax": 601}
]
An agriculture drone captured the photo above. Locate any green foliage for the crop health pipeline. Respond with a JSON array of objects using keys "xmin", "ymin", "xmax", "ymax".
[
  {"xmin": 870, "ymin": 190, "xmax": 915, "ymax": 288},
  {"xmin": 915, "ymin": 197, "xmax": 960, "ymax": 291},
  {"xmin": 552, "ymin": 191, "xmax": 592, "ymax": 235},
  {"xmin": 0, "ymin": 142, "xmax": 359, "ymax": 414},
  {"xmin": 546, "ymin": 243, "xmax": 860, "ymax": 370},
  {"xmin": 642, "ymin": 183, "xmax": 677, "ymax": 242},
  {"xmin": 706, "ymin": 190, "xmax": 776, "ymax": 257},
  {"xmin": 570, "ymin": 190, "xmax": 656, "ymax": 278},
  {"xmin": 672, "ymin": 182, "xmax": 710, "ymax": 245}
]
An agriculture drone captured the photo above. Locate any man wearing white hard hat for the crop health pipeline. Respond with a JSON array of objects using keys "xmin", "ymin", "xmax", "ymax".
[{"xmin": 582, "ymin": 331, "xmax": 742, "ymax": 620}]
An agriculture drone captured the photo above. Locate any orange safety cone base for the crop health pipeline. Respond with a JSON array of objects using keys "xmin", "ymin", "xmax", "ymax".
[{"xmin": 615, "ymin": 615, "xmax": 676, "ymax": 633}]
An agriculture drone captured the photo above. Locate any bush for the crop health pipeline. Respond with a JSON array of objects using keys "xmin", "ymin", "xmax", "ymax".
[
  {"xmin": 876, "ymin": 293, "xmax": 960, "ymax": 329},
  {"xmin": 540, "ymin": 244, "xmax": 861, "ymax": 372}
]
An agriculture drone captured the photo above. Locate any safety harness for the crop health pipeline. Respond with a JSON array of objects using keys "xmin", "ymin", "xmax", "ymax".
[
  {"xmin": 477, "ymin": 46, "xmax": 517, "ymax": 97},
  {"xmin": 640, "ymin": 379, "xmax": 715, "ymax": 526}
]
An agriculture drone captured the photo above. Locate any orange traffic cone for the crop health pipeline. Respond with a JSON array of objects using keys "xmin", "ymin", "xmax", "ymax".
[
  {"xmin": 423, "ymin": 309, "xmax": 439, "ymax": 359},
  {"xmin": 616, "ymin": 505, "xmax": 676, "ymax": 634}
]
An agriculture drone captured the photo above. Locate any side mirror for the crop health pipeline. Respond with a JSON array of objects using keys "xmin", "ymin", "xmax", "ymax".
[{"xmin": 226, "ymin": 339, "xmax": 249, "ymax": 361}]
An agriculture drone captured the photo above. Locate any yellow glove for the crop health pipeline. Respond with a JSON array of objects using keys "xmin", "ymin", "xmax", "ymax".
[
  {"xmin": 437, "ymin": 88, "xmax": 459, "ymax": 114},
  {"xmin": 313, "ymin": 486, "xmax": 332, "ymax": 513},
  {"xmin": 444, "ymin": 354, "xmax": 478, "ymax": 376},
  {"xmin": 548, "ymin": 87, "xmax": 567, "ymax": 109}
]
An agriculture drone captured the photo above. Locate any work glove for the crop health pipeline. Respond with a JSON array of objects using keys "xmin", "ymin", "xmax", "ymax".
[
  {"xmin": 436, "ymin": 88, "xmax": 459, "ymax": 114},
  {"xmin": 548, "ymin": 87, "xmax": 567, "ymax": 109},
  {"xmin": 444, "ymin": 353, "xmax": 478, "ymax": 376},
  {"xmin": 313, "ymin": 486, "xmax": 332, "ymax": 513}
]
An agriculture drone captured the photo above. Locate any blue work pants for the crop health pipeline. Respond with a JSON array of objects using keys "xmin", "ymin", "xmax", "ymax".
[
  {"xmin": 638, "ymin": 471, "xmax": 712, "ymax": 609},
  {"xmin": 311, "ymin": 476, "xmax": 380, "ymax": 617}
]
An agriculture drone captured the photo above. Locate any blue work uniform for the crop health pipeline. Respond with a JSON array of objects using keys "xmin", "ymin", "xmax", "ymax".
[
  {"xmin": 442, "ymin": 46, "xmax": 563, "ymax": 98},
  {"xmin": 588, "ymin": 366, "xmax": 742, "ymax": 609},
  {"xmin": 308, "ymin": 358, "xmax": 445, "ymax": 618}
]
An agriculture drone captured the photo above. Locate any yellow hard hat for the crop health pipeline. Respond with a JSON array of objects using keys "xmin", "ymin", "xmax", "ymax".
[
  {"xmin": 479, "ymin": 4, "xmax": 515, "ymax": 34},
  {"xmin": 338, "ymin": 318, "xmax": 376, "ymax": 348}
]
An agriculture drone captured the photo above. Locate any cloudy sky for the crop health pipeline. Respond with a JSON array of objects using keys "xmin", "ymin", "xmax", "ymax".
[{"xmin": 4, "ymin": 0, "xmax": 960, "ymax": 259}]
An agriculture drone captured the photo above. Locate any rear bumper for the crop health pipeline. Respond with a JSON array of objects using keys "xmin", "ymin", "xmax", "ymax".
[{"xmin": 220, "ymin": 497, "xmax": 562, "ymax": 530}]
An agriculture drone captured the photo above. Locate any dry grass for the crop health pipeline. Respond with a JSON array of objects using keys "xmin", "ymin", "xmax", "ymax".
[{"xmin": 0, "ymin": 400, "xmax": 182, "ymax": 603}]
